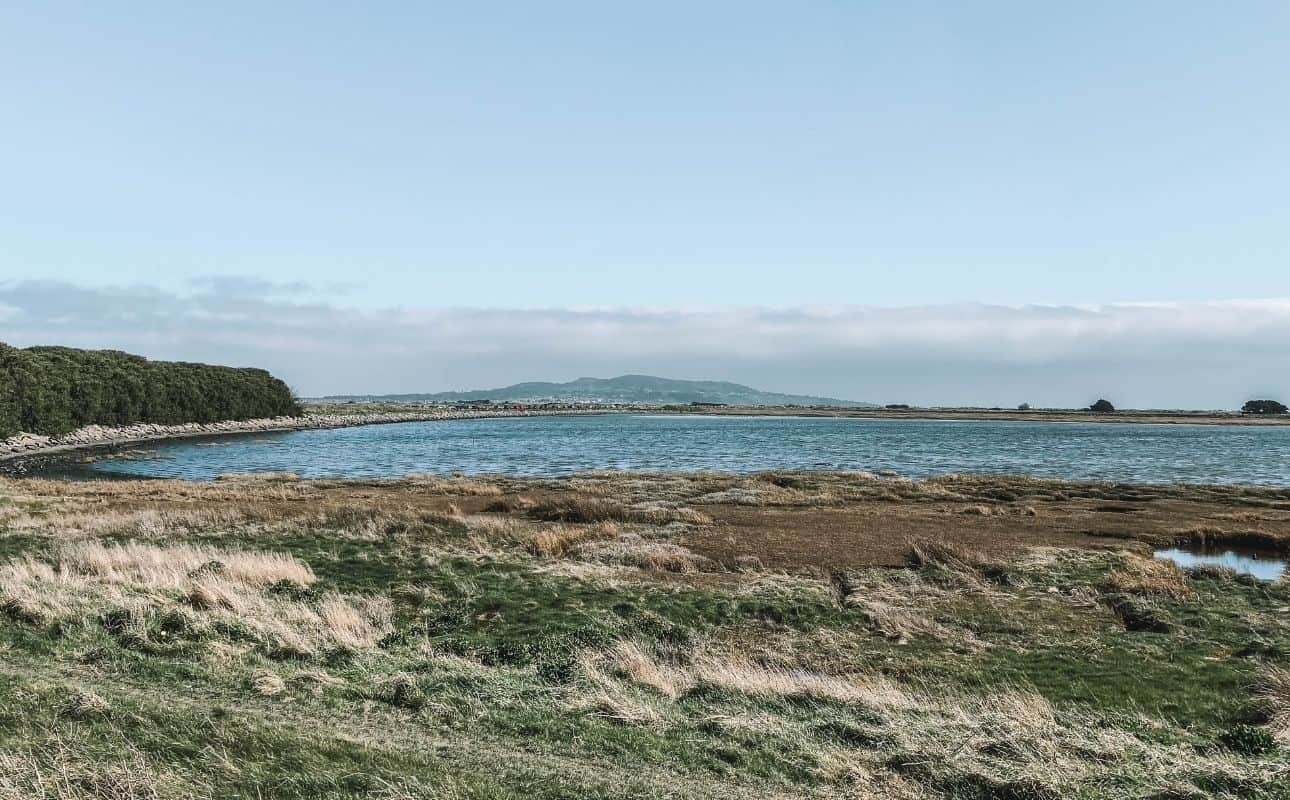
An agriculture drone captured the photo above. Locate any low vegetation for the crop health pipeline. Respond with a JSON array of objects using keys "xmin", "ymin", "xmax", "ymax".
[
  {"xmin": 0, "ymin": 343, "xmax": 300, "ymax": 437},
  {"xmin": 0, "ymin": 470, "xmax": 1286, "ymax": 798}
]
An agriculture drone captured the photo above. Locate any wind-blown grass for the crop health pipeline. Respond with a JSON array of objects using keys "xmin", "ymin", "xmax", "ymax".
[{"xmin": 0, "ymin": 470, "xmax": 1287, "ymax": 798}]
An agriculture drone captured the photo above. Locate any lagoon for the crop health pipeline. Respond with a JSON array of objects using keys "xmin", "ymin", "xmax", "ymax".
[{"xmin": 60, "ymin": 413, "xmax": 1290, "ymax": 485}]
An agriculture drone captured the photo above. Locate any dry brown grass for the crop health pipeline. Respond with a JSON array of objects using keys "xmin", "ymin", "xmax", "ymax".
[
  {"xmin": 692, "ymin": 476, "xmax": 839, "ymax": 507},
  {"xmin": 691, "ymin": 658, "xmax": 915, "ymax": 708},
  {"xmin": 527, "ymin": 495, "xmax": 711, "ymax": 526},
  {"xmin": 574, "ymin": 534, "xmax": 712, "ymax": 573},
  {"xmin": 2, "ymin": 506, "xmax": 260, "ymax": 537},
  {"xmin": 1263, "ymin": 665, "xmax": 1290, "ymax": 743},
  {"xmin": 251, "ymin": 671, "xmax": 288, "ymax": 697},
  {"xmin": 62, "ymin": 690, "xmax": 110, "ymax": 720},
  {"xmin": 852, "ymin": 597, "xmax": 949, "ymax": 643},
  {"xmin": 599, "ymin": 639, "xmax": 913, "ymax": 709},
  {"xmin": 0, "ymin": 737, "xmax": 170, "ymax": 800},
  {"xmin": 606, "ymin": 641, "xmax": 691, "ymax": 698},
  {"xmin": 1106, "ymin": 553, "xmax": 1195, "ymax": 600},
  {"xmin": 906, "ymin": 539, "xmax": 993, "ymax": 572},
  {"xmin": 65, "ymin": 541, "xmax": 314, "ymax": 587},
  {"xmin": 0, "ymin": 542, "xmax": 391, "ymax": 657},
  {"xmin": 524, "ymin": 522, "xmax": 620, "ymax": 557},
  {"xmin": 830, "ymin": 567, "xmax": 981, "ymax": 647},
  {"xmin": 403, "ymin": 474, "xmax": 504, "ymax": 495},
  {"xmin": 571, "ymin": 654, "xmax": 668, "ymax": 728}
]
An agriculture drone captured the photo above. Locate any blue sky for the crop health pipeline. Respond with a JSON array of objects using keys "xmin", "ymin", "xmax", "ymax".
[
  {"xmin": 5, "ymin": 1, "xmax": 1289, "ymax": 308},
  {"xmin": 3, "ymin": 3, "xmax": 1290, "ymax": 403}
]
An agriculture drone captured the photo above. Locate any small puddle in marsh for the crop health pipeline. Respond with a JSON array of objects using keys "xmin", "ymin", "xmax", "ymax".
[{"xmin": 1153, "ymin": 546, "xmax": 1286, "ymax": 581}]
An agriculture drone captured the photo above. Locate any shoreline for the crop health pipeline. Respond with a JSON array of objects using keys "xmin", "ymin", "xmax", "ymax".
[
  {"xmin": 0, "ymin": 407, "xmax": 622, "ymax": 469},
  {"xmin": 672, "ymin": 405, "xmax": 1290, "ymax": 426},
  {"xmin": 5, "ymin": 402, "xmax": 1287, "ymax": 473}
]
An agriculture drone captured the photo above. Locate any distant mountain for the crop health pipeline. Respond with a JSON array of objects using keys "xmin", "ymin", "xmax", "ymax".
[{"xmin": 317, "ymin": 375, "xmax": 872, "ymax": 407}]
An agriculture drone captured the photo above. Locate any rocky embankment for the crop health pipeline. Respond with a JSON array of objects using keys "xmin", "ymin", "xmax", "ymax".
[{"xmin": 0, "ymin": 408, "xmax": 615, "ymax": 462}]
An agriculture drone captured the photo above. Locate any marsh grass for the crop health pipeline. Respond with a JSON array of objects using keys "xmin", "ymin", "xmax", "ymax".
[
  {"xmin": 0, "ymin": 541, "xmax": 392, "ymax": 658},
  {"xmin": 0, "ymin": 471, "xmax": 1288, "ymax": 798},
  {"xmin": 1265, "ymin": 666, "xmax": 1290, "ymax": 743},
  {"xmin": 525, "ymin": 522, "xmax": 621, "ymax": 557},
  {"xmin": 527, "ymin": 495, "xmax": 712, "ymax": 526},
  {"xmin": 1106, "ymin": 552, "xmax": 1196, "ymax": 599}
]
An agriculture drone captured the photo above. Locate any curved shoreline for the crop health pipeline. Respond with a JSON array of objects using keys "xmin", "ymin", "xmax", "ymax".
[
  {"xmin": 0, "ymin": 408, "xmax": 622, "ymax": 469},
  {"xmin": 6, "ymin": 404, "xmax": 1287, "ymax": 477}
]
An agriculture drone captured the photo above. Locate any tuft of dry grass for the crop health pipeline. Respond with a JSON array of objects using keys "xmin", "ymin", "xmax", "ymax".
[
  {"xmin": 606, "ymin": 641, "xmax": 691, "ymax": 698},
  {"xmin": 906, "ymin": 539, "xmax": 993, "ymax": 576},
  {"xmin": 853, "ymin": 598, "xmax": 949, "ymax": 643},
  {"xmin": 832, "ymin": 568, "xmax": 979, "ymax": 646},
  {"xmin": 570, "ymin": 655, "xmax": 668, "ymax": 728},
  {"xmin": 251, "ymin": 671, "xmax": 288, "ymax": 697},
  {"xmin": 3, "ymin": 506, "xmax": 260, "ymax": 538},
  {"xmin": 596, "ymin": 637, "xmax": 917, "ymax": 709},
  {"xmin": 59, "ymin": 541, "xmax": 314, "ymax": 588},
  {"xmin": 1262, "ymin": 665, "xmax": 1290, "ymax": 743},
  {"xmin": 527, "ymin": 495, "xmax": 711, "ymax": 526},
  {"xmin": 403, "ymin": 474, "xmax": 504, "ymax": 495},
  {"xmin": 524, "ymin": 522, "xmax": 620, "ymax": 557},
  {"xmin": 0, "ymin": 543, "xmax": 391, "ymax": 658},
  {"xmin": 528, "ymin": 496, "xmax": 634, "ymax": 524},
  {"xmin": 1106, "ymin": 553, "xmax": 1195, "ymax": 600},
  {"xmin": 574, "ymin": 534, "xmax": 712, "ymax": 573},
  {"xmin": 691, "ymin": 657, "xmax": 914, "ymax": 708},
  {"xmin": 62, "ymin": 690, "xmax": 110, "ymax": 720},
  {"xmin": 0, "ymin": 737, "xmax": 170, "ymax": 800}
]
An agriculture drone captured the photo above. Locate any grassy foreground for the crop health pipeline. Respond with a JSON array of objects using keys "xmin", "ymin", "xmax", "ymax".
[{"xmin": 0, "ymin": 471, "xmax": 1287, "ymax": 799}]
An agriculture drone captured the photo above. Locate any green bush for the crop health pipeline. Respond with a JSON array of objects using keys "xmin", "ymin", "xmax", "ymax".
[
  {"xmin": 0, "ymin": 342, "xmax": 300, "ymax": 438},
  {"xmin": 1242, "ymin": 399, "xmax": 1288, "ymax": 415}
]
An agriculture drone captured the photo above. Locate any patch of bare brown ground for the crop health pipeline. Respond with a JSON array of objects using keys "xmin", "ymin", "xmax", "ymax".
[{"xmin": 683, "ymin": 485, "xmax": 1290, "ymax": 571}]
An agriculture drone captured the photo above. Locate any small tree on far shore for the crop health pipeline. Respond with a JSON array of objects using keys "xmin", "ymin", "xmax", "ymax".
[
  {"xmin": 1241, "ymin": 399, "xmax": 1288, "ymax": 415},
  {"xmin": 1089, "ymin": 399, "xmax": 1115, "ymax": 413}
]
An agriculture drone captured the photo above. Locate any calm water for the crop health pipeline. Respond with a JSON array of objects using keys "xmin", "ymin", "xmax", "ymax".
[
  {"xmin": 58, "ymin": 414, "xmax": 1290, "ymax": 485},
  {"xmin": 1153, "ymin": 548, "xmax": 1286, "ymax": 581}
]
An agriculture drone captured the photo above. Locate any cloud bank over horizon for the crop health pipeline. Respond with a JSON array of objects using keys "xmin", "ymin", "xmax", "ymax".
[{"xmin": 2, "ymin": 279, "xmax": 1287, "ymax": 409}]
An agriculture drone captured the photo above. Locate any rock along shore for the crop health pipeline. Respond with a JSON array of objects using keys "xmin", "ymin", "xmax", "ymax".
[{"xmin": 0, "ymin": 408, "xmax": 622, "ymax": 464}]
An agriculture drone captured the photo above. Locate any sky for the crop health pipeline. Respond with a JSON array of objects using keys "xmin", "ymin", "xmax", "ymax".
[{"xmin": 3, "ymin": 2, "xmax": 1290, "ymax": 405}]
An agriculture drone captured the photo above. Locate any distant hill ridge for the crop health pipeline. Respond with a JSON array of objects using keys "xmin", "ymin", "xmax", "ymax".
[{"xmin": 318, "ymin": 374, "xmax": 872, "ymax": 407}]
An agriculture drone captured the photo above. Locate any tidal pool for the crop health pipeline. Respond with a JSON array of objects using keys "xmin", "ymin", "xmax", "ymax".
[{"xmin": 1153, "ymin": 546, "xmax": 1286, "ymax": 581}]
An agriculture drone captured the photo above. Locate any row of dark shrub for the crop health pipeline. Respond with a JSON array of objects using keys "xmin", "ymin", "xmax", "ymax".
[{"xmin": 0, "ymin": 343, "xmax": 300, "ymax": 438}]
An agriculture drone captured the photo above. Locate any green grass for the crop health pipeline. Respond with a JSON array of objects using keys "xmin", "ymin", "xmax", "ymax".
[{"xmin": 1, "ymin": 504, "xmax": 1287, "ymax": 798}]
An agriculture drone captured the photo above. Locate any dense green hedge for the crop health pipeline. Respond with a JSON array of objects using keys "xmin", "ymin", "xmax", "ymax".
[{"xmin": 0, "ymin": 343, "xmax": 300, "ymax": 438}]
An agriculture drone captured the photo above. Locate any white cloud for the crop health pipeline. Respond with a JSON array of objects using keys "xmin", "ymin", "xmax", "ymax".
[{"xmin": 1, "ymin": 279, "xmax": 1287, "ymax": 408}]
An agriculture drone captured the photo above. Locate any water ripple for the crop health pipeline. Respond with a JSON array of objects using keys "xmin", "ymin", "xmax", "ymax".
[{"xmin": 66, "ymin": 414, "xmax": 1290, "ymax": 485}]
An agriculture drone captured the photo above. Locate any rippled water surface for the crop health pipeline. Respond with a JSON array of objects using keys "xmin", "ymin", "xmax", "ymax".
[{"xmin": 60, "ymin": 414, "xmax": 1290, "ymax": 485}]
